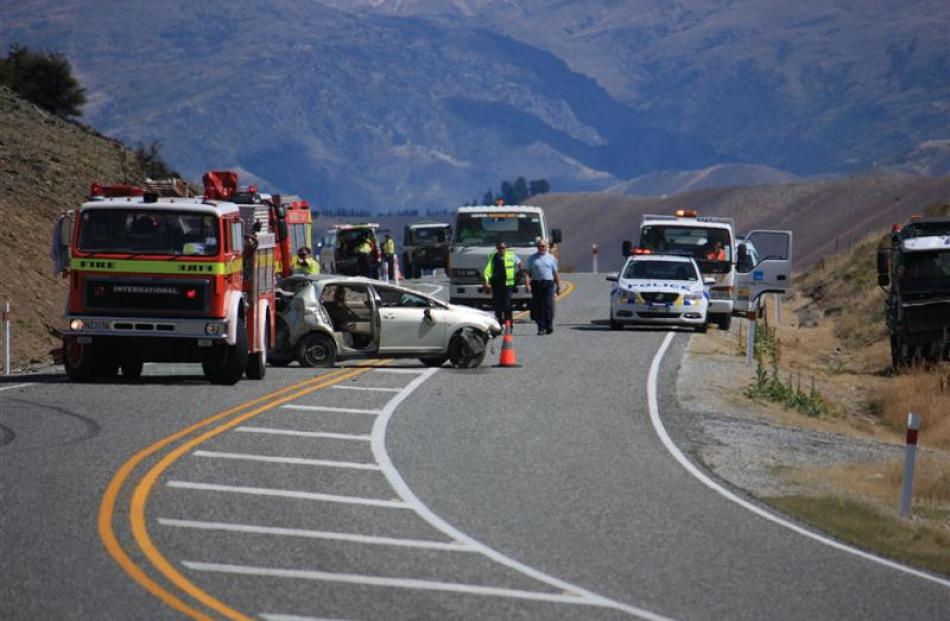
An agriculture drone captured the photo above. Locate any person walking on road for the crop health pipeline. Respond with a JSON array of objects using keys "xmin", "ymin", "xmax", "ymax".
[
  {"xmin": 483, "ymin": 240, "xmax": 527, "ymax": 328},
  {"xmin": 526, "ymin": 240, "xmax": 560, "ymax": 335},
  {"xmin": 382, "ymin": 233, "xmax": 396, "ymax": 282},
  {"xmin": 293, "ymin": 246, "xmax": 320, "ymax": 275}
]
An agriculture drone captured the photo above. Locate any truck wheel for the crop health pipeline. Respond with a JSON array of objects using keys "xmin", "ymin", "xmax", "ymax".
[
  {"xmin": 202, "ymin": 320, "xmax": 249, "ymax": 385},
  {"xmin": 716, "ymin": 314, "xmax": 732, "ymax": 331},
  {"xmin": 297, "ymin": 333, "xmax": 337, "ymax": 368},
  {"xmin": 246, "ymin": 319, "xmax": 269, "ymax": 380},
  {"xmin": 695, "ymin": 320, "xmax": 708, "ymax": 334},
  {"xmin": 419, "ymin": 356, "xmax": 448, "ymax": 367},
  {"xmin": 120, "ymin": 359, "xmax": 144, "ymax": 380},
  {"xmin": 63, "ymin": 337, "xmax": 97, "ymax": 382}
]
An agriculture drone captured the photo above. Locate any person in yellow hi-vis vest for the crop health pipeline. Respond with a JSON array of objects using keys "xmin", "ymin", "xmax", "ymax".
[
  {"xmin": 293, "ymin": 246, "xmax": 320, "ymax": 275},
  {"xmin": 355, "ymin": 236, "xmax": 373, "ymax": 277},
  {"xmin": 382, "ymin": 233, "xmax": 396, "ymax": 281},
  {"xmin": 483, "ymin": 240, "xmax": 528, "ymax": 327}
]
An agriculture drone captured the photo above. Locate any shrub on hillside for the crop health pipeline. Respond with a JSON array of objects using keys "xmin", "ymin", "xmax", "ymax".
[
  {"xmin": 0, "ymin": 45, "xmax": 86, "ymax": 117},
  {"xmin": 134, "ymin": 140, "xmax": 180, "ymax": 180}
]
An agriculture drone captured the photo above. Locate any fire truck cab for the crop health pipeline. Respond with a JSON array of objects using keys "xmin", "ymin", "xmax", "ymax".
[{"xmin": 61, "ymin": 172, "xmax": 282, "ymax": 384}]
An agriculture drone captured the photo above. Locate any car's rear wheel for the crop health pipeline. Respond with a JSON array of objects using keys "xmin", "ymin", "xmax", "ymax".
[{"xmin": 297, "ymin": 333, "xmax": 337, "ymax": 368}]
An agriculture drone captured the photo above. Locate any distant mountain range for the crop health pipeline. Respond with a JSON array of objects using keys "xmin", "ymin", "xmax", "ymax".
[
  {"xmin": 1, "ymin": 0, "xmax": 947, "ymax": 212},
  {"xmin": 607, "ymin": 164, "xmax": 802, "ymax": 197}
]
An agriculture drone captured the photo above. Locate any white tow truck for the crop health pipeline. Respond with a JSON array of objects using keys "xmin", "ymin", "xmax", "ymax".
[
  {"xmin": 448, "ymin": 205, "xmax": 561, "ymax": 309},
  {"xmin": 626, "ymin": 210, "xmax": 793, "ymax": 330}
]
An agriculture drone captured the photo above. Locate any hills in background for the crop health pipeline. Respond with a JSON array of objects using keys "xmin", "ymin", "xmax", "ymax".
[{"xmin": 1, "ymin": 0, "xmax": 948, "ymax": 212}]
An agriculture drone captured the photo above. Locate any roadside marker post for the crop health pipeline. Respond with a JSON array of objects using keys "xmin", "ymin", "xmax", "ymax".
[
  {"xmin": 745, "ymin": 311, "xmax": 756, "ymax": 365},
  {"xmin": 899, "ymin": 412, "xmax": 921, "ymax": 518},
  {"xmin": 591, "ymin": 244, "xmax": 599, "ymax": 274},
  {"xmin": 2, "ymin": 301, "xmax": 10, "ymax": 376}
]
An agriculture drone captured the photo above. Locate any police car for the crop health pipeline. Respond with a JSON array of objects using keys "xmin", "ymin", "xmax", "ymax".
[{"xmin": 607, "ymin": 254, "xmax": 709, "ymax": 331}]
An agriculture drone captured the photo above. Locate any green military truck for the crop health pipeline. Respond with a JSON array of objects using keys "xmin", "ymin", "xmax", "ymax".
[{"xmin": 402, "ymin": 222, "xmax": 451, "ymax": 278}]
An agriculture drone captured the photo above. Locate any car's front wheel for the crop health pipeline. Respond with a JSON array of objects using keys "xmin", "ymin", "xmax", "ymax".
[
  {"xmin": 448, "ymin": 329, "xmax": 487, "ymax": 368},
  {"xmin": 419, "ymin": 356, "xmax": 448, "ymax": 367}
]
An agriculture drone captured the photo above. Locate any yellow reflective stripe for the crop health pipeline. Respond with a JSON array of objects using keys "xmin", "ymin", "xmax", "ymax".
[{"xmin": 71, "ymin": 258, "xmax": 241, "ymax": 275}]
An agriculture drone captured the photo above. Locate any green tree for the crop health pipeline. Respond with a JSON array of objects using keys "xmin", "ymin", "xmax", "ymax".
[
  {"xmin": 0, "ymin": 45, "xmax": 86, "ymax": 117},
  {"xmin": 482, "ymin": 190, "xmax": 494, "ymax": 205},
  {"xmin": 134, "ymin": 140, "xmax": 180, "ymax": 179},
  {"xmin": 529, "ymin": 179, "xmax": 550, "ymax": 196}
]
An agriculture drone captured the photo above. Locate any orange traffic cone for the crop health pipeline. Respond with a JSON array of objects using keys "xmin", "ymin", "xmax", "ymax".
[{"xmin": 496, "ymin": 320, "xmax": 520, "ymax": 367}]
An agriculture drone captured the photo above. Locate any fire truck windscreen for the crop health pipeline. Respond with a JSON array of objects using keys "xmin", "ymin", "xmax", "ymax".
[
  {"xmin": 78, "ymin": 209, "xmax": 220, "ymax": 256},
  {"xmin": 453, "ymin": 213, "xmax": 542, "ymax": 247}
]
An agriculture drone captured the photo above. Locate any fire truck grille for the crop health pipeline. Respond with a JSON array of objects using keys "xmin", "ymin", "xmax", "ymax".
[{"xmin": 84, "ymin": 279, "xmax": 210, "ymax": 315}]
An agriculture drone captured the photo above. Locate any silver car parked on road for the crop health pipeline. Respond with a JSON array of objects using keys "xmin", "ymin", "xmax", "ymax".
[{"xmin": 270, "ymin": 275, "xmax": 502, "ymax": 368}]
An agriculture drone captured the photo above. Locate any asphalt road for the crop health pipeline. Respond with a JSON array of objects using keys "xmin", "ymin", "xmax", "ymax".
[{"xmin": 1, "ymin": 273, "xmax": 947, "ymax": 620}]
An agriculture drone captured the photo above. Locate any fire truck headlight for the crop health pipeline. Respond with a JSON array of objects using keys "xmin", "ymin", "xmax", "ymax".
[
  {"xmin": 69, "ymin": 319, "xmax": 85, "ymax": 331},
  {"xmin": 204, "ymin": 322, "xmax": 219, "ymax": 335}
]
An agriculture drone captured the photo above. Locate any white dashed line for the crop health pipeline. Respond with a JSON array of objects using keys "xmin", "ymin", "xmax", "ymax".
[
  {"xmin": 235, "ymin": 427, "xmax": 371, "ymax": 442},
  {"xmin": 331, "ymin": 385, "xmax": 402, "ymax": 393},
  {"xmin": 184, "ymin": 562, "xmax": 599, "ymax": 606},
  {"xmin": 166, "ymin": 481, "xmax": 409, "ymax": 509},
  {"xmin": 159, "ymin": 519, "xmax": 473, "ymax": 551},
  {"xmin": 192, "ymin": 450, "xmax": 381, "ymax": 471},
  {"xmin": 0, "ymin": 383, "xmax": 33, "ymax": 392},
  {"xmin": 647, "ymin": 331, "xmax": 950, "ymax": 590},
  {"xmin": 282, "ymin": 405, "xmax": 382, "ymax": 416},
  {"xmin": 371, "ymin": 368, "xmax": 425, "ymax": 375}
]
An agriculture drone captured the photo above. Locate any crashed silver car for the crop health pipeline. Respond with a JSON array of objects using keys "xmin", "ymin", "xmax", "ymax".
[{"xmin": 270, "ymin": 275, "xmax": 502, "ymax": 368}]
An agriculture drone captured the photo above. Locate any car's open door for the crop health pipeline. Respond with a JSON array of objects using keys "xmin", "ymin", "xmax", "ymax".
[{"xmin": 737, "ymin": 230, "xmax": 793, "ymax": 305}]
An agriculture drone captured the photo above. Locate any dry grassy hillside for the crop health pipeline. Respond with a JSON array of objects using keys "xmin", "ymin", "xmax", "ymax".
[
  {"xmin": 535, "ymin": 175, "xmax": 950, "ymax": 273},
  {"xmin": 0, "ymin": 86, "xmax": 150, "ymax": 370}
]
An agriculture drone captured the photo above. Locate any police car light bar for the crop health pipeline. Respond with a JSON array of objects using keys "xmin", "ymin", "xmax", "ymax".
[{"xmin": 674, "ymin": 209, "xmax": 698, "ymax": 218}]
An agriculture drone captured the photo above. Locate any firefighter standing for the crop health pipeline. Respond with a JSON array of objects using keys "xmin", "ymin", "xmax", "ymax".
[
  {"xmin": 483, "ymin": 241, "xmax": 527, "ymax": 328},
  {"xmin": 382, "ymin": 233, "xmax": 396, "ymax": 281}
]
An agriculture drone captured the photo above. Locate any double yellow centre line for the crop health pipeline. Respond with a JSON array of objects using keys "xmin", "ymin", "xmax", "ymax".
[{"xmin": 98, "ymin": 362, "xmax": 387, "ymax": 620}]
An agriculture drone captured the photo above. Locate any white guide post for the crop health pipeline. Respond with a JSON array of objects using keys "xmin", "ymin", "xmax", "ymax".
[
  {"xmin": 591, "ymin": 243, "xmax": 599, "ymax": 274},
  {"xmin": 900, "ymin": 412, "xmax": 921, "ymax": 518},
  {"xmin": 745, "ymin": 311, "xmax": 755, "ymax": 365}
]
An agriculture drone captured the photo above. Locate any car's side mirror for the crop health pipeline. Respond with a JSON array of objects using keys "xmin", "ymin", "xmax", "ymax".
[
  {"xmin": 423, "ymin": 307, "xmax": 435, "ymax": 323},
  {"xmin": 606, "ymin": 273, "xmax": 619, "ymax": 282}
]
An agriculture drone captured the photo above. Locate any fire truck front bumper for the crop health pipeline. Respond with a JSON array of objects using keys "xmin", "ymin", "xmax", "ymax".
[{"xmin": 64, "ymin": 315, "xmax": 229, "ymax": 343}]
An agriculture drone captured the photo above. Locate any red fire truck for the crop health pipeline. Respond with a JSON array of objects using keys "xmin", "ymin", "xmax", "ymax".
[{"xmin": 61, "ymin": 171, "xmax": 294, "ymax": 384}]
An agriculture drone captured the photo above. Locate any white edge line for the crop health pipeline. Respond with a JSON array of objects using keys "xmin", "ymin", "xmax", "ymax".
[
  {"xmin": 183, "ymin": 561, "xmax": 599, "ymax": 606},
  {"xmin": 235, "ymin": 427, "xmax": 371, "ymax": 442},
  {"xmin": 158, "ymin": 518, "xmax": 473, "ymax": 552},
  {"xmin": 192, "ymin": 450, "xmax": 380, "ymax": 471},
  {"xmin": 371, "ymin": 368, "xmax": 675, "ymax": 620},
  {"xmin": 166, "ymin": 481, "xmax": 408, "ymax": 509},
  {"xmin": 331, "ymin": 385, "xmax": 402, "ymax": 393},
  {"xmin": 282, "ymin": 405, "xmax": 382, "ymax": 415},
  {"xmin": 647, "ymin": 331, "xmax": 950, "ymax": 590},
  {"xmin": 0, "ymin": 383, "xmax": 33, "ymax": 392}
]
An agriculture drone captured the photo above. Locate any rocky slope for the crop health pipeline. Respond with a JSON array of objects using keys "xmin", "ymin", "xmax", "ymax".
[{"xmin": 0, "ymin": 86, "xmax": 148, "ymax": 369}]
